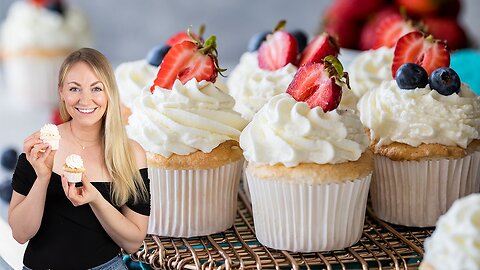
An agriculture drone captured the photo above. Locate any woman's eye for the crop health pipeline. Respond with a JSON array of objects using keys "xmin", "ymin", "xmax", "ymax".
[
  {"xmin": 93, "ymin": 87, "xmax": 103, "ymax": 92},
  {"xmin": 69, "ymin": 87, "xmax": 80, "ymax": 92}
]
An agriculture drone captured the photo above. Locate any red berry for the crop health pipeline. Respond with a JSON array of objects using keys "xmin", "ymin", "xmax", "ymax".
[
  {"xmin": 422, "ymin": 17, "xmax": 467, "ymax": 50},
  {"xmin": 298, "ymin": 32, "xmax": 339, "ymax": 67},
  {"xmin": 286, "ymin": 59, "xmax": 345, "ymax": 112},
  {"xmin": 151, "ymin": 37, "xmax": 219, "ymax": 91},
  {"xmin": 323, "ymin": 13, "xmax": 361, "ymax": 49},
  {"xmin": 359, "ymin": 7, "xmax": 399, "ymax": 50},
  {"xmin": 395, "ymin": 0, "xmax": 443, "ymax": 16},
  {"xmin": 166, "ymin": 31, "xmax": 198, "ymax": 47},
  {"xmin": 257, "ymin": 31, "xmax": 298, "ymax": 71},
  {"xmin": 373, "ymin": 14, "xmax": 418, "ymax": 49},
  {"xmin": 392, "ymin": 31, "xmax": 450, "ymax": 78}
]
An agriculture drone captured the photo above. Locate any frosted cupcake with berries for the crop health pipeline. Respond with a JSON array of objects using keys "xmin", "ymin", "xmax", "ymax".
[
  {"xmin": 358, "ymin": 31, "xmax": 480, "ymax": 227},
  {"xmin": 0, "ymin": 0, "xmax": 92, "ymax": 108},
  {"xmin": 127, "ymin": 33, "xmax": 248, "ymax": 237},
  {"xmin": 241, "ymin": 56, "xmax": 373, "ymax": 252}
]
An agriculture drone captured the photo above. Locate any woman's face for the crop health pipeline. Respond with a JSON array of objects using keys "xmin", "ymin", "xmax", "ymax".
[{"xmin": 59, "ymin": 61, "xmax": 108, "ymax": 126}]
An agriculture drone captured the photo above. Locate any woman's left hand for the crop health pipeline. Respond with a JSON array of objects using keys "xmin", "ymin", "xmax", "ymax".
[{"xmin": 61, "ymin": 174, "xmax": 101, "ymax": 206}]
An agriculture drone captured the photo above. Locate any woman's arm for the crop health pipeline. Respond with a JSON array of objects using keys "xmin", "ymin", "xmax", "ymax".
[
  {"xmin": 61, "ymin": 140, "xmax": 149, "ymax": 253},
  {"xmin": 8, "ymin": 133, "xmax": 55, "ymax": 244}
]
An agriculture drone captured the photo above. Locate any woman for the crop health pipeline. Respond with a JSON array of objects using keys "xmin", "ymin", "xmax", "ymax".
[{"xmin": 8, "ymin": 48, "xmax": 150, "ymax": 270}]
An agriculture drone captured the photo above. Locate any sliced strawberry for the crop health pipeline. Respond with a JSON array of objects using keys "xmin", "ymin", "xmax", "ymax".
[
  {"xmin": 166, "ymin": 31, "xmax": 198, "ymax": 46},
  {"xmin": 392, "ymin": 31, "xmax": 450, "ymax": 78},
  {"xmin": 373, "ymin": 14, "xmax": 418, "ymax": 49},
  {"xmin": 286, "ymin": 56, "xmax": 346, "ymax": 112},
  {"xmin": 360, "ymin": 7, "xmax": 399, "ymax": 50},
  {"xmin": 298, "ymin": 32, "xmax": 339, "ymax": 67},
  {"xmin": 258, "ymin": 30, "xmax": 298, "ymax": 71},
  {"xmin": 151, "ymin": 36, "xmax": 220, "ymax": 91},
  {"xmin": 423, "ymin": 17, "xmax": 467, "ymax": 50}
]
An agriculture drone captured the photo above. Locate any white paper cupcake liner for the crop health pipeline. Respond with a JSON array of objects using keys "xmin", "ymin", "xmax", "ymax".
[
  {"xmin": 240, "ymin": 160, "xmax": 251, "ymax": 202},
  {"xmin": 4, "ymin": 55, "xmax": 66, "ymax": 108},
  {"xmin": 371, "ymin": 151, "xmax": 480, "ymax": 227},
  {"xmin": 148, "ymin": 159, "xmax": 244, "ymax": 237},
  {"xmin": 247, "ymin": 173, "xmax": 372, "ymax": 252},
  {"xmin": 64, "ymin": 171, "xmax": 82, "ymax": 183}
]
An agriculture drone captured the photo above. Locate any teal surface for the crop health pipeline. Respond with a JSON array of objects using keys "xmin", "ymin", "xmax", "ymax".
[{"xmin": 451, "ymin": 49, "xmax": 480, "ymax": 95}]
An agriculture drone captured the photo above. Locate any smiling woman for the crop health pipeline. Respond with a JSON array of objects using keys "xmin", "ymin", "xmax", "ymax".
[{"xmin": 7, "ymin": 48, "xmax": 151, "ymax": 270}]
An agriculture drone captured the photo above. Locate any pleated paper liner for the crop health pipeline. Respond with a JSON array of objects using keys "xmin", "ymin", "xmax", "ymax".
[
  {"xmin": 148, "ymin": 159, "xmax": 244, "ymax": 237},
  {"xmin": 371, "ymin": 150, "xmax": 480, "ymax": 227},
  {"xmin": 247, "ymin": 172, "xmax": 372, "ymax": 252}
]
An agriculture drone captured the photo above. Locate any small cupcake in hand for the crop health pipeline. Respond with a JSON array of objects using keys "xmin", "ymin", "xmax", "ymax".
[
  {"xmin": 39, "ymin": 123, "xmax": 61, "ymax": 150},
  {"xmin": 241, "ymin": 56, "xmax": 373, "ymax": 252},
  {"xmin": 63, "ymin": 154, "xmax": 85, "ymax": 183}
]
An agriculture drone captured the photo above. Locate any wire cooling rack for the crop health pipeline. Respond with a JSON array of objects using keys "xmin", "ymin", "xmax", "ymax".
[{"xmin": 130, "ymin": 191, "xmax": 433, "ymax": 270}]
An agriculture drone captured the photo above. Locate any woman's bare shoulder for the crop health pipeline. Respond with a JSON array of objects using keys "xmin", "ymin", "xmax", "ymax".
[{"xmin": 129, "ymin": 139, "xmax": 147, "ymax": 168}]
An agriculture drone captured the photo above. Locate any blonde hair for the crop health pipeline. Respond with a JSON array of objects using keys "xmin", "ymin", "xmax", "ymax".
[{"xmin": 58, "ymin": 48, "xmax": 148, "ymax": 206}]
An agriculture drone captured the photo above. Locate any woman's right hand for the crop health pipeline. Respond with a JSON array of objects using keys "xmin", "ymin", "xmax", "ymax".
[{"xmin": 23, "ymin": 131, "xmax": 56, "ymax": 181}]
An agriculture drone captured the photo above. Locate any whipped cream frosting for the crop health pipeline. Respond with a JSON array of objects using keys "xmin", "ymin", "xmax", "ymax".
[
  {"xmin": 126, "ymin": 79, "xmax": 248, "ymax": 157},
  {"xmin": 115, "ymin": 60, "xmax": 158, "ymax": 108},
  {"xmin": 422, "ymin": 193, "xmax": 480, "ymax": 270},
  {"xmin": 348, "ymin": 47, "xmax": 394, "ymax": 97},
  {"xmin": 358, "ymin": 80, "xmax": 480, "ymax": 148},
  {"xmin": 40, "ymin": 123, "xmax": 60, "ymax": 139},
  {"xmin": 1, "ymin": 1, "xmax": 91, "ymax": 51},
  {"xmin": 240, "ymin": 94, "xmax": 369, "ymax": 167},
  {"xmin": 226, "ymin": 52, "xmax": 297, "ymax": 121},
  {"xmin": 65, "ymin": 154, "xmax": 84, "ymax": 169}
]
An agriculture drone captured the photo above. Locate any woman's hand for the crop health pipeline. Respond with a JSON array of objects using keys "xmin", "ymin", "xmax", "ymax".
[
  {"xmin": 61, "ymin": 174, "xmax": 101, "ymax": 206},
  {"xmin": 24, "ymin": 132, "xmax": 56, "ymax": 181}
]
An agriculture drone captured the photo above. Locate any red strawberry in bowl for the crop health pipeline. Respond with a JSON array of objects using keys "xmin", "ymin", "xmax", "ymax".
[
  {"xmin": 151, "ymin": 33, "xmax": 224, "ymax": 91},
  {"xmin": 298, "ymin": 32, "xmax": 339, "ymax": 67},
  {"xmin": 287, "ymin": 55, "xmax": 348, "ymax": 112},
  {"xmin": 257, "ymin": 20, "xmax": 298, "ymax": 71},
  {"xmin": 392, "ymin": 31, "xmax": 450, "ymax": 78}
]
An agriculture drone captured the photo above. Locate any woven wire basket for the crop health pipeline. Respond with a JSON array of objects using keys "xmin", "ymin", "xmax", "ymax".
[{"xmin": 131, "ymin": 191, "xmax": 433, "ymax": 270}]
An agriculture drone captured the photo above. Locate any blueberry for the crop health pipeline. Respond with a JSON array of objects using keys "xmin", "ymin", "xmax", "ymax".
[
  {"xmin": 146, "ymin": 45, "xmax": 171, "ymax": 67},
  {"xmin": 45, "ymin": 0, "xmax": 65, "ymax": 16},
  {"xmin": 291, "ymin": 29, "xmax": 308, "ymax": 53},
  {"xmin": 1, "ymin": 147, "xmax": 18, "ymax": 171},
  {"xmin": 0, "ymin": 180, "xmax": 12, "ymax": 203},
  {"xmin": 429, "ymin": 67, "xmax": 461, "ymax": 96},
  {"xmin": 395, "ymin": 63, "xmax": 428, "ymax": 90},
  {"xmin": 247, "ymin": 31, "xmax": 270, "ymax": 52}
]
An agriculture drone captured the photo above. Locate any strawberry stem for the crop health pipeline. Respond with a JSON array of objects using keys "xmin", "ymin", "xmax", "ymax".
[{"xmin": 273, "ymin": 20, "xmax": 287, "ymax": 32}]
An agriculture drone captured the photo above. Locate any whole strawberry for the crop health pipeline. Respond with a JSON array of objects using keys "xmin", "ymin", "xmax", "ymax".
[
  {"xmin": 151, "ymin": 31, "xmax": 224, "ymax": 91},
  {"xmin": 287, "ymin": 56, "xmax": 348, "ymax": 112}
]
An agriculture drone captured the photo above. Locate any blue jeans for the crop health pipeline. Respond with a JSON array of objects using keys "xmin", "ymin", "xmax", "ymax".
[{"xmin": 22, "ymin": 254, "xmax": 128, "ymax": 270}]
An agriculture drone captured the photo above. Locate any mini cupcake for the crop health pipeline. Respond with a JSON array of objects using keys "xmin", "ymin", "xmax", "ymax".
[
  {"xmin": 126, "ymin": 34, "xmax": 248, "ymax": 237},
  {"xmin": 0, "ymin": 0, "xmax": 92, "ymax": 108},
  {"xmin": 419, "ymin": 194, "xmax": 480, "ymax": 270},
  {"xmin": 358, "ymin": 32, "xmax": 480, "ymax": 227},
  {"xmin": 241, "ymin": 57, "xmax": 373, "ymax": 252},
  {"xmin": 63, "ymin": 154, "xmax": 85, "ymax": 183},
  {"xmin": 39, "ymin": 123, "xmax": 61, "ymax": 150}
]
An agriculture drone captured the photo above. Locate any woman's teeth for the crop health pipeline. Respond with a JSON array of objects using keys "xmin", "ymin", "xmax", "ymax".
[{"xmin": 77, "ymin": 108, "xmax": 95, "ymax": 114}]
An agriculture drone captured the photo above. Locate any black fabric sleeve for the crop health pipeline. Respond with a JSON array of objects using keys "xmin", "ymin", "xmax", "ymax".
[
  {"xmin": 11, "ymin": 153, "xmax": 37, "ymax": 196},
  {"xmin": 126, "ymin": 168, "xmax": 151, "ymax": 216}
]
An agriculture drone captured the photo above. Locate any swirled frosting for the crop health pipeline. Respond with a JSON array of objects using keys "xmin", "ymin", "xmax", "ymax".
[
  {"xmin": 348, "ymin": 47, "xmax": 394, "ymax": 97},
  {"xmin": 115, "ymin": 60, "xmax": 158, "ymax": 108},
  {"xmin": 65, "ymin": 154, "xmax": 84, "ymax": 169},
  {"xmin": 126, "ymin": 79, "xmax": 248, "ymax": 157},
  {"xmin": 0, "ymin": 1, "xmax": 91, "ymax": 51},
  {"xmin": 226, "ymin": 52, "xmax": 297, "ymax": 121},
  {"xmin": 40, "ymin": 123, "xmax": 60, "ymax": 139},
  {"xmin": 240, "ymin": 93, "xmax": 369, "ymax": 167},
  {"xmin": 358, "ymin": 80, "xmax": 480, "ymax": 148},
  {"xmin": 422, "ymin": 194, "xmax": 480, "ymax": 270}
]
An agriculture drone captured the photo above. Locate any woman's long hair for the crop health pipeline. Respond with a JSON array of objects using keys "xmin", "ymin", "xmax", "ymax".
[{"xmin": 57, "ymin": 48, "xmax": 148, "ymax": 206}]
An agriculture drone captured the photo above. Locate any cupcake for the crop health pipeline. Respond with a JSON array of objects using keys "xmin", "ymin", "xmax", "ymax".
[
  {"xmin": 0, "ymin": 0, "xmax": 91, "ymax": 108},
  {"xmin": 63, "ymin": 154, "xmax": 85, "ymax": 183},
  {"xmin": 126, "ymin": 34, "xmax": 248, "ymax": 237},
  {"xmin": 358, "ymin": 32, "xmax": 480, "ymax": 227},
  {"xmin": 39, "ymin": 123, "xmax": 61, "ymax": 150},
  {"xmin": 241, "ymin": 57, "xmax": 373, "ymax": 252},
  {"xmin": 419, "ymin": 194, "xmax": 480, "ymax": 270}
]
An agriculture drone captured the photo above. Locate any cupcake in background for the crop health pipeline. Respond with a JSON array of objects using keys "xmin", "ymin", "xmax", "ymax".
[
  {"xmin": 126, "ymin": 33, "xmax": 248, "ymax": 237},
  {"xmin": 358, "ymin": 31, "xmax": 480, "ymax": 227},
  {"xmin": 0, "ymin": 0, "xmax": 92, "ymax": 109},
  {"xmin": 241, "ymin": 56, "xmax": 373, "ymax": 252},
  {"xmin": 39, "ymin": 123, "xmax": 60, "ymax": 150},
  {"xmin": 419, "ymin": 193, "xmax": 480, "ymax": 270},
  {"xmin": 63, "ymin": 154, "xmax": 85, "ymax": 183}
]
